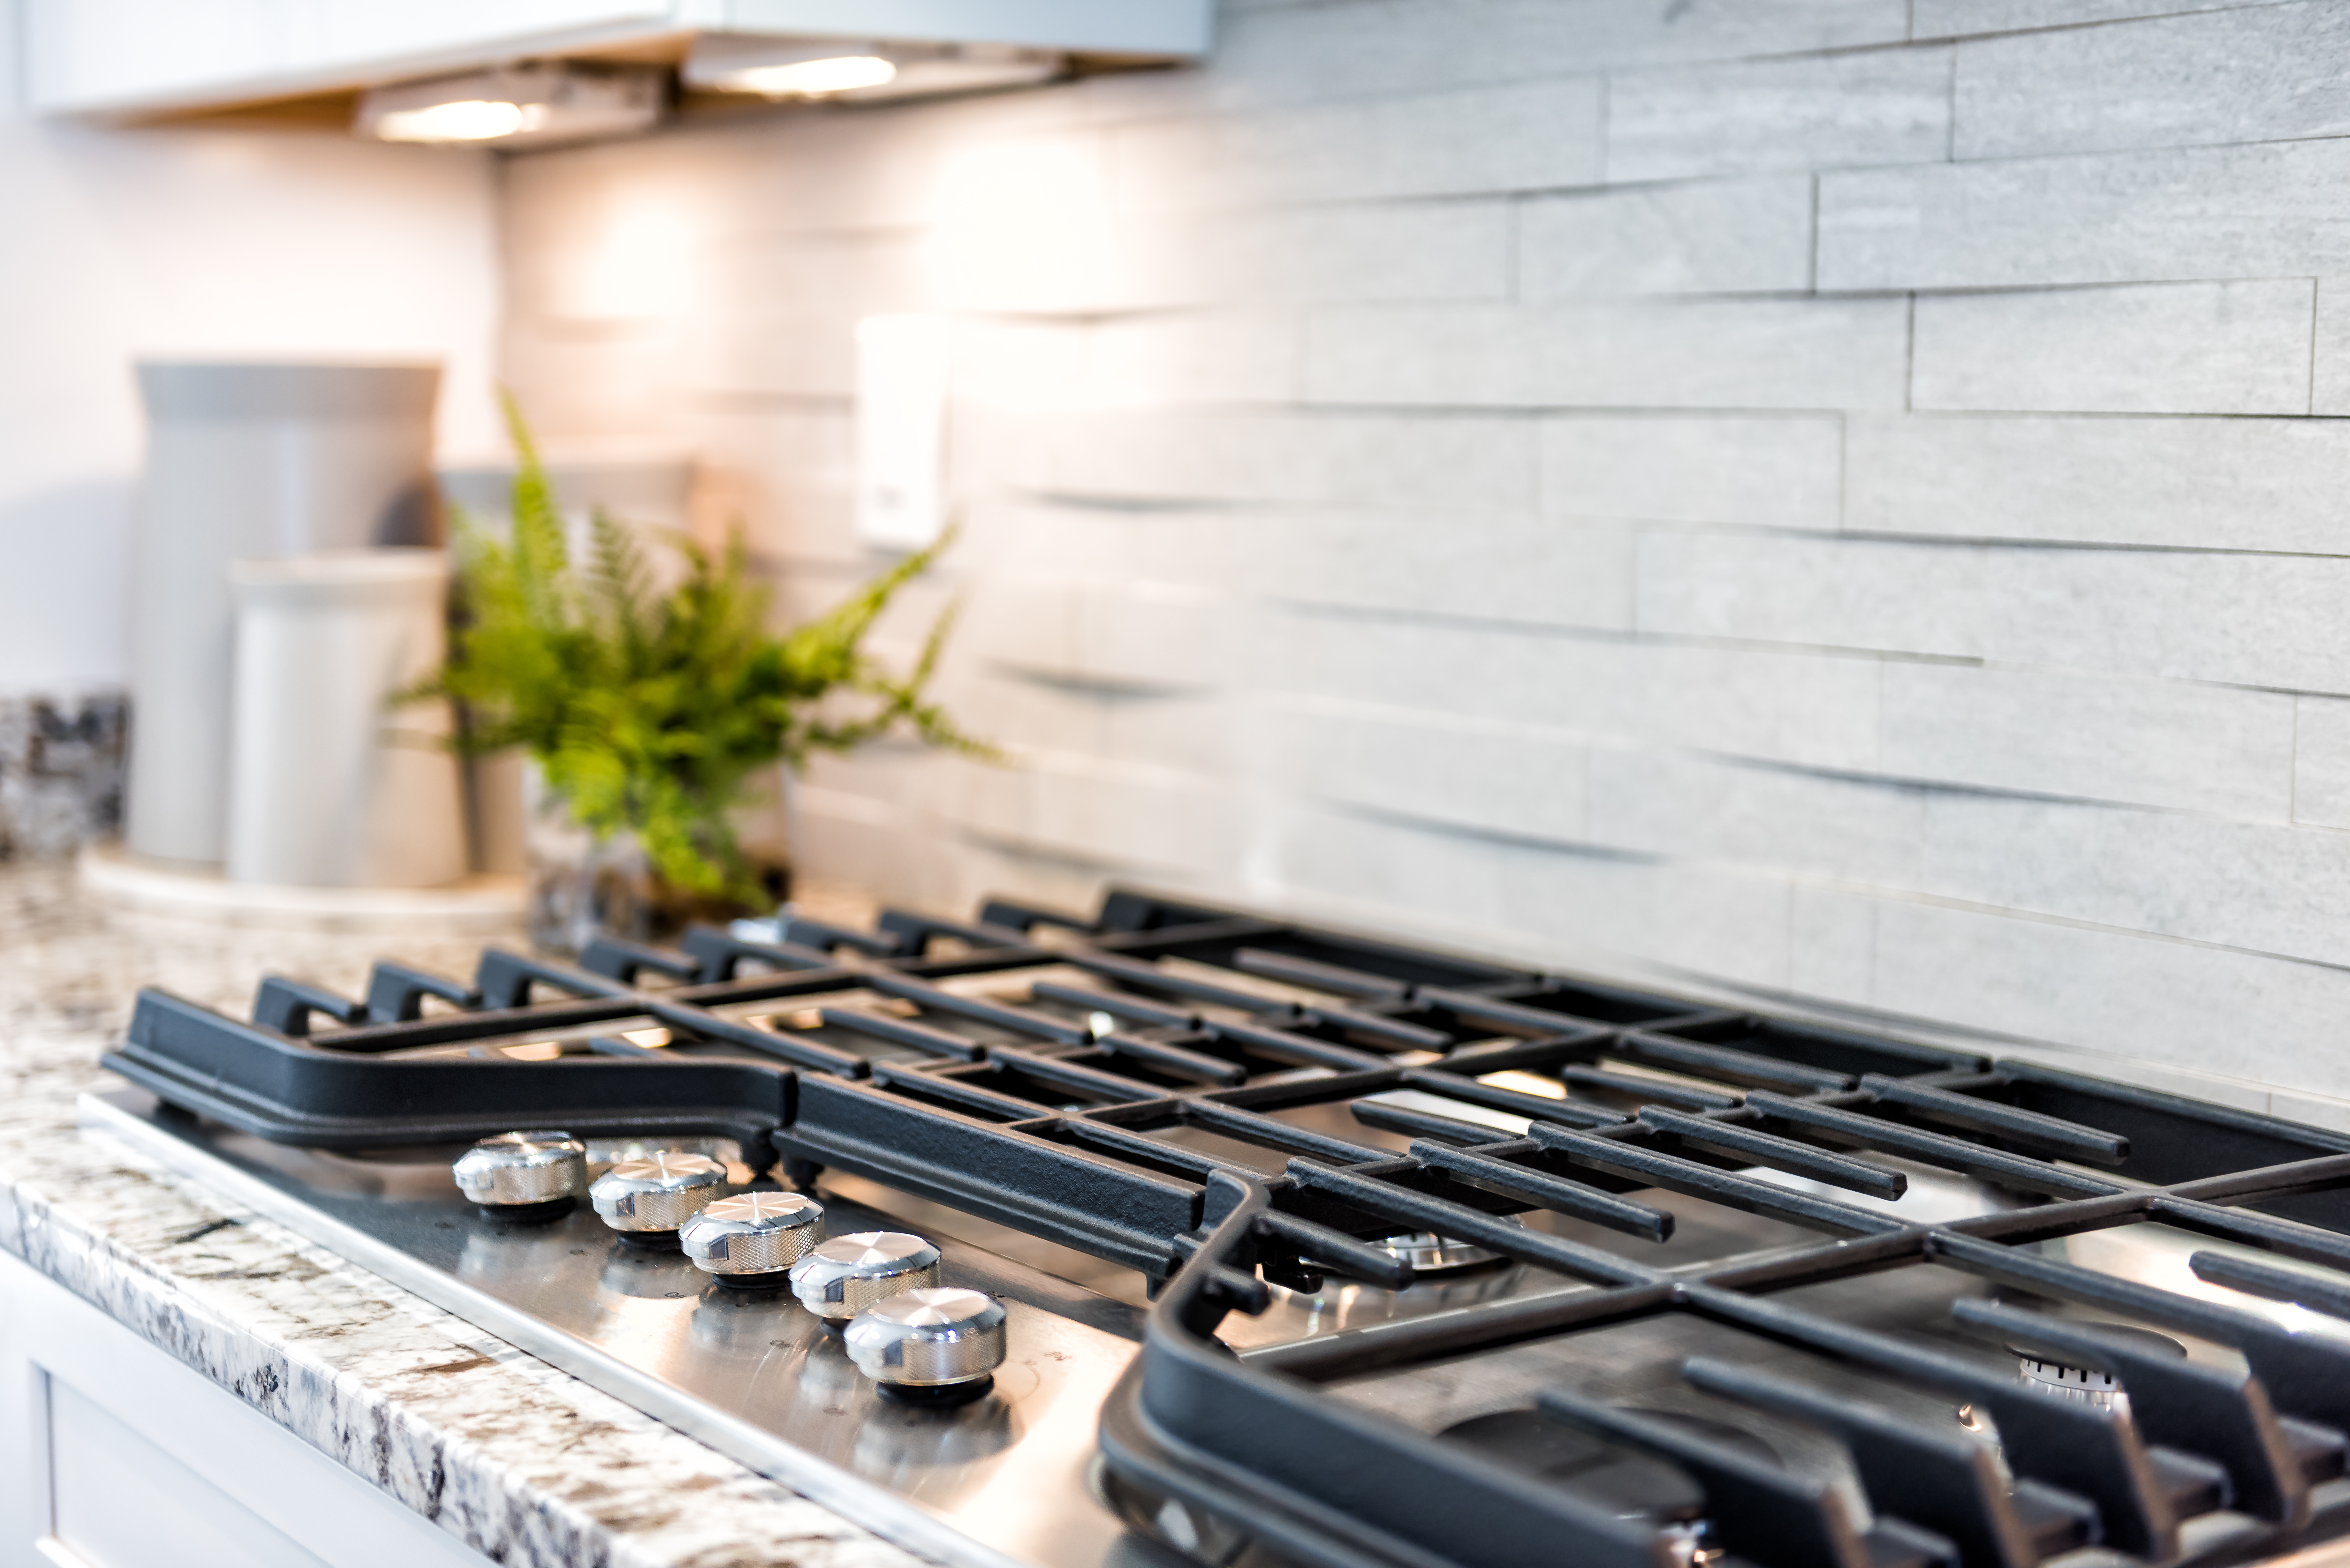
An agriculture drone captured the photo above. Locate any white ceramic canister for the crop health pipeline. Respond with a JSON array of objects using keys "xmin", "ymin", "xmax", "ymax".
[
  {"xmin": 126, "ymin": 362, "xmax": 440, "ymax": 865},
  {"xmin": 223, "ymin": 550, "xmax": 466, "ymax": 889}
]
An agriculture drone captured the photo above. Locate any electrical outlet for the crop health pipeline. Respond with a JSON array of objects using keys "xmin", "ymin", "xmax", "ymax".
[{"xmin": 854, "ymin": 314, "xmax": 950, "ymax": 550}]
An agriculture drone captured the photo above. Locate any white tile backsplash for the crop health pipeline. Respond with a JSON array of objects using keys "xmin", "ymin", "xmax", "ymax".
[
  {"xmin": 1517, "ymin": 176, "xmax": 1818, "ymax": 298},
  {"xmin": 1818, "ymin": 136, "xmax": 2350, "ymax": 291},
  {"xmin": 1881, "ymin": 664, "xmax": 2296, "ymax": 819},
  {"xmin": 500, "ymin": 0, "xmax": 2350, "ymax": 1112},
  {"xmin": 1842, "ymin": 411, "xmax": 2350, "ymax": 551},
  {"xmin": 1951, "ymin": 1, "xmax": 2350, "ymax": 162},
  {"xmin": 1910, "ymin": 280, "xmax": 2315, "ymax": 415},
  {"xmin": 1540, "ymin": 414, "xmax": 1844, "ymax": 527},
  {"xmin": 1302, "ymin": 298, "xmax": 1911, "ymax": 409},
  {"xmin": 2293, "ymin": 697, "xmax": 2350, "ymax": 831},
  {"xmin": 1606, "ymin": 45, "xmax": 1954, "ymax": 182}
]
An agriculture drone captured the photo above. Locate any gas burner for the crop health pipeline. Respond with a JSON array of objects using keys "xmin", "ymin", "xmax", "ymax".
[{"xmin": 2008, "ymin": 1323, "xmax": 2188, "ymax": 1409}]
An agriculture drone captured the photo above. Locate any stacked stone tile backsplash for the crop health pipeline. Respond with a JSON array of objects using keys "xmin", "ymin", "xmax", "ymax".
[
  {"xmin": 0, "ymin": 695, "xmax": 125, "ymax": 859},
  {"xmin": 498, "ymin": 0, "xmax": 2350, "ymax": 1114}
]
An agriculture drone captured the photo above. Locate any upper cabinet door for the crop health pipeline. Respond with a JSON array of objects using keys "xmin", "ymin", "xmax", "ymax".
[
  {"xmin": 23, "ymin": 0, "xmax": 282, "ymax": 113},
  {"xmin": 281, "ymin": 1, "xmax": 682, "ymax": 82},
  {"xmin": 24, "ymin": 0, "xmax": 685, "ymax": 115}
]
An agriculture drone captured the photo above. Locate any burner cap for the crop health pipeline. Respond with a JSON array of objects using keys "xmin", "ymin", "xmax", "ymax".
[{"xmin": 1439, "ymin": 1407, "xmax": 1776, "ymax": 1522}]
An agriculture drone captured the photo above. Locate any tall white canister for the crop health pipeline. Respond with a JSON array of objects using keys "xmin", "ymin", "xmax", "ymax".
[
  {"xmin": 223, "ymin": 550, "xmax": 467, "ymax": 889},
  {"xmin": 126, "ymin": 361, "xmax": 440, "ymax": 865}
]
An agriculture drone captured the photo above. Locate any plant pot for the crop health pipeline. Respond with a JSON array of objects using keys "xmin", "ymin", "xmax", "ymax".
[{"xmin": 523, "ymin": 779, "xmax": 787, "ymax": 954}]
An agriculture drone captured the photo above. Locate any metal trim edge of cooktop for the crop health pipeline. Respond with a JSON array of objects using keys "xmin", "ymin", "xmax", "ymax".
[{"xmin": 73, "ymin": 1089, "xmax": 1036, "ymax": 1568}]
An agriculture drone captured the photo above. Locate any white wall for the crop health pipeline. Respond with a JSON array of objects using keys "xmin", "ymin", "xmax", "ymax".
[
  {"xmin": 0, "ymin": 0, "xmax": 500, "ymax": 698},
  {"xmin": 498, "ymin": 0, "xmax": 2350, "ymax": 1120}
]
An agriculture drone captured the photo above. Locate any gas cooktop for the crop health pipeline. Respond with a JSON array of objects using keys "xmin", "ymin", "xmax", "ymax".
[{"xmin": 91, "ymin": 887, "xmax": 2350, "ymax": 1567}]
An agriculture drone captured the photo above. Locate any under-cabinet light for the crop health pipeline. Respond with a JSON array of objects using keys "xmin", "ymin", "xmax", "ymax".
[
  {"xmin": 355, "ymin": 65, "xmax": 661, "ymax": 149},
  {"xmin": 717, "ymin": 55, "xmax": 898, "ymax": 97},
  {"xmin": 682, "ymin": 37, "xmax": 1060, "ymax": 105},
  {"xmin": 374, "ymin": 99, "xmax": 542, "ymax": 142}
]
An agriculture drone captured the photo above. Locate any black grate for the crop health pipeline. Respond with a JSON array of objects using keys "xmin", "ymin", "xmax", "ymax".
[{"xmin": 101, "ymin": 889, "xmax": 2350, "ymax": 1567}]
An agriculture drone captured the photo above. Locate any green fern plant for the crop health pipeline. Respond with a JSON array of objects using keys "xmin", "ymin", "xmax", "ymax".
[{"xmin": 408, "ymin": 397, "xmax": 988, "ymax": 903}]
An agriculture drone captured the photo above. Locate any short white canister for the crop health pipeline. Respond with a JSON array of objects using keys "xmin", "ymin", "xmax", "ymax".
[
  {"xmin": 224, "ymin": 550, "xmax": 467, "ymax": 889},
  {"xmin": 127, "ymin": 361, "xmax": 440, "ymax": 866}
]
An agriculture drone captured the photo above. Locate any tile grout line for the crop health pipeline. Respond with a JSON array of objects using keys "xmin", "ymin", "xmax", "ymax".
[
  {"xmin": 1594, "ymin": 73, "xmax": 1610, "ymax": 187},
  {"xmin": 1808, "ymin": 173, "xmax": 1821, "ymax": 296},
  {"xmin": 1903, "ymin": 293, "xmax": 1916, "ymax": 412},
  {"xmin": 1943, "ymin": 39, "xmax": 1957, "ymax": 163},
  {"xmin": 2291, "ymin": 695, "xmax": 2302, "ymax": 826},
  {"xmin": 2308, "ymin": 276, "xmax": 2321, "ymax": 416}
]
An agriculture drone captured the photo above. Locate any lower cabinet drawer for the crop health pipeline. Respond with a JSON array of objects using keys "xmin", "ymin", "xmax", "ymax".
[
  {"xmin": 0, "ymin": 1248, "xmax": 489, "ymax": 1568},
  {"xmin": 48, "ymin": 1376, "xmax": 336, "ymax": 1568}
]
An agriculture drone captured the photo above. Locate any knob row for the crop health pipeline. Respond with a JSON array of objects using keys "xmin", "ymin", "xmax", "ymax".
[{"xmin": 449, "ymin": 1131, "xmax": 1003, "ymax": 1398}]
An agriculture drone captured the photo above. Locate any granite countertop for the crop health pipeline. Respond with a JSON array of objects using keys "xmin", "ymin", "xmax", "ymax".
[{"xmin": 0, "ymin": 859, "xmax": 928, "ymax": 1568}]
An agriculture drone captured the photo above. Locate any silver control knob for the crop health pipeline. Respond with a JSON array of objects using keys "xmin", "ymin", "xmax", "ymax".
[
  {"xmin": 452, "ymin": 1131, "xmax": 586, "ymax": 1215},
  {"xmin": 680, "ymin": 1191, "xmax": 825, "ymax": 1284},
  {"xmin": 589, "ymin": 1151, "xmax": 727, "ymax": 1240},
  {"xmin": 844, "ymin": 1287, "xmax": 1007, "ymax": 1402},
  {"xmin": 788, "ymin": 1231, "xmax": 940, "ymax": 1323}
]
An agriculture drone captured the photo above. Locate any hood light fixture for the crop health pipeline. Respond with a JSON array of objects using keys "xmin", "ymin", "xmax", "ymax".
[{"xmin": 356, "ymin": 64, "xmax": 662, "ymax": 148}]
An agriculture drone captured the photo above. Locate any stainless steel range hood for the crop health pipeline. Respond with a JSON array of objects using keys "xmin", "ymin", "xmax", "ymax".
[{"xmin": 25, "ymin": 1, "xmax": 1213, "ymax": 132}]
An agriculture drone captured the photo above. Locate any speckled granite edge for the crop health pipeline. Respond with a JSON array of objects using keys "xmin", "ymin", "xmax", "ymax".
[{"xmin": 0, "ymin": 863, "xmax": 928, "ymax": 1568}]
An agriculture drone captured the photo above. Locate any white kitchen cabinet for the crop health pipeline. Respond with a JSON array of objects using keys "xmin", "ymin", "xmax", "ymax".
[
  {"xmin": 24, "ymin": 1, "xmax": 677, "ymax": 116},
  {"xmin": 23, "ymin": 0, "xmax": 1212, "ymax": 118},
  {"xmin": 0, "ymin": 1249, "xmax": 488, "ymax": 1568}
]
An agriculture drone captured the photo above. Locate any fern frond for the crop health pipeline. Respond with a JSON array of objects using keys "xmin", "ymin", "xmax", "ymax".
[{"xmin": 401, "ymin": 400, "xmax": 989, "ymax": 904}]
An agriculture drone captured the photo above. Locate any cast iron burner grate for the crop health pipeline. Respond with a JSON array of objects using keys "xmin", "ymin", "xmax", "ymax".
[{"xmin": 102, "ymin": 887, "xmax": 2350, "ymax": 1568}]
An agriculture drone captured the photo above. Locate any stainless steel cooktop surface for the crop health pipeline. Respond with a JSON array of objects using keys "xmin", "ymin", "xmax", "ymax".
[
  {"xmin": 89, "ymin": 887, "xmax": 2350, "ymax": 1568},
  {"xmin": 81, "ymin": 1089, "xmax": 1151, "ymax": 1568}
]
